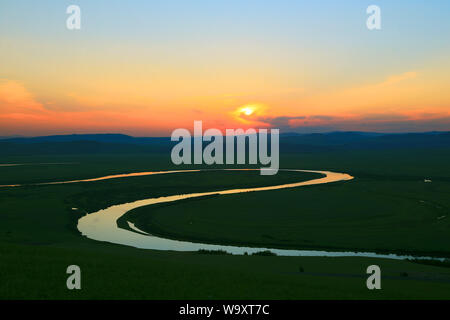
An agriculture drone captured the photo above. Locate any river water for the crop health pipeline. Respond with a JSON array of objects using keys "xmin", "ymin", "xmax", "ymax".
[{"xmin": 76, "ymin": 169, "xmax": 444, "ymax": 261}]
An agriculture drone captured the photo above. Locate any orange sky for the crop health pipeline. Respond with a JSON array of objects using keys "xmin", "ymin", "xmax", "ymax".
[
  {"xmin": 1, "ymin": 64, "xmax": 449, "ymax": 135},
  {"xmin": 1, "ymin": 1, "xmax": 450, "ymax": 135}
]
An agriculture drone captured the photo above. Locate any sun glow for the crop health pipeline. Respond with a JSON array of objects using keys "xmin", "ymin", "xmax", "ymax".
[
  {"xmin": 241, "ymin": 107, "xmax": 255, "ymax": 116},
  {"xmin": 238, "ymin": 104, "xmax": 261, "ymax": 117},
  {"xmin": 231, "ymin": 103, "xmax": 268, "ymax": 125}
]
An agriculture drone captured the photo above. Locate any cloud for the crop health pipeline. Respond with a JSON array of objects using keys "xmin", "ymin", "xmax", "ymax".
[
  {"xmin": 360, "ymin": 113, "xmax": 410, "ymax": 121},
  {"xmin": 257, "ymin": 116, "xmax": 306, "ymax": 128},
  {"xmin": 0, "ymin": 79, "xmax": 46, "ymax": 114},
  {"xmin": 257, "ymin": 112, "xmax": 450, "ymax": 133},
  {"xmin": 308, "ymin": 115, "xmax": 335, "ymax": 121},
  {"xmin": 0, "ymin": 80, "xmax": 173, "ymax": 136},
  {"xmin": 298, "ymin": 71, "xmax": 422, "ymax": 115},
  {"xmin": 381, "ymin": 72, "xmax": 417, "ymax": 86}
]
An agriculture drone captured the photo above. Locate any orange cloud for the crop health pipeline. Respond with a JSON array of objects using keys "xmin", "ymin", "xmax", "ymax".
[
  {"xmin": 232, "ymin": 103, "xmax": 269, "ymax": 126},
  {"xmin": 381, "ymin": 71, "xmax": 417, "ymax": 86},
  {"xmin": 0, "ymin": 80, "xmax": 203, "ymax": 136},
  {"xmin": 291, "ymin": 71, "xmax": 429, "ymax": 117},
  {"xmin": 0, "ymin": 79, "xmax": 47, "ymax": 114}
]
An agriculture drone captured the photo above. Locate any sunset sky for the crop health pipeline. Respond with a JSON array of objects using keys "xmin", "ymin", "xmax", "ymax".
[{"xmin": 1, "ymin": 0, "xmax": 450, "ymax": 136}]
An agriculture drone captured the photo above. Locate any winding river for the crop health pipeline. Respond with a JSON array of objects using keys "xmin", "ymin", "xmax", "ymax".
[
  {"xmin": 1, "ymin": 166, "xmax": 444, "ymax": 260},
  {"xmin": 73, "ymin": 169, "xmax": 442, "ymax": 261}
]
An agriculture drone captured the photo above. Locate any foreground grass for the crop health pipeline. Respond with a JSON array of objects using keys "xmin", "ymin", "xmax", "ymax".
[{"xmin": 2, "ymin": 241, "xmax": 450, "ymax": 299}]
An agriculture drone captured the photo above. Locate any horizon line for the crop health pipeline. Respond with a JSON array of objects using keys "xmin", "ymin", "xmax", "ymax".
[{"xmin": 1, "ymin": 130, "xmax": 450, "ymax": 139}]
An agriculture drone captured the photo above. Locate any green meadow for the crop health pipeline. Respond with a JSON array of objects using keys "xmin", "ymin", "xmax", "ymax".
[
  {"xmin": 125, "ymin": 171, "xmax": 450, "ymax": 256},
  {"xmin": 1, "ymin": 148, "xmax": 450, "ymax": 299}
]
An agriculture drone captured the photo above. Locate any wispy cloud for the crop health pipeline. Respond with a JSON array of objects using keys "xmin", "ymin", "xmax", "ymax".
[
  {"xmin": 381, "ymin": 72, "xmax": 417, "ymax": 86},
  {"xmin": 0, "ymin": 79, "xmax": 47, "ymax": 114}
]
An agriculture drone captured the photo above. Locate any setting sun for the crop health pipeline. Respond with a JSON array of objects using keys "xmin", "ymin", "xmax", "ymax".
[{"xmin": 241, "ymin": 106, "xmax": 255, "ymax": 116}]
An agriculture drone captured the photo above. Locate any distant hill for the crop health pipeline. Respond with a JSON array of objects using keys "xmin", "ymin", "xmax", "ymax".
[
  {"xmin": 280, "ymin": 131, "xmax": 450, "ymax": 152},
  {"xmin": 0, "ymin": 132, "xmax": 449, "ymax": 156},
  {"xmin": 3, "ymin": 133, "xmax": 169, "ymax": 144}
]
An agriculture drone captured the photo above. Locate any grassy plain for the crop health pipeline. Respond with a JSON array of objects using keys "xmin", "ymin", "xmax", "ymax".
[
  {"xmin": 125, "ymin": 174, "xmax": 450, "ymax": 256},
  {"xmin": 1, "ymin": 148, "xmax": 450, "ymax": 299}
]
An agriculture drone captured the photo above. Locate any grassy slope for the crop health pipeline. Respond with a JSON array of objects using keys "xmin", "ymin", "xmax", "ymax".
[{"xmin": 1, "ymin": 151, "xmax": 450, "ymax": 299}]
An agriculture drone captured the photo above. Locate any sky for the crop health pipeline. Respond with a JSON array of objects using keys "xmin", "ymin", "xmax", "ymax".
[{"xmin": 1, "ymin": 0, "xmax": 449, "ymax": 136}]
